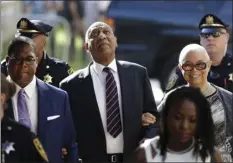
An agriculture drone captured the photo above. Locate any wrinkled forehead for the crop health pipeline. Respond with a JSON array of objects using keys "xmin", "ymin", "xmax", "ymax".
[
  {"xmin": 90, "ymin": 22, "xmax": 111, "ymax": 30},
  {"xmin": 85, "ymin": 22, "xmax": 113, "ymax": 41}
]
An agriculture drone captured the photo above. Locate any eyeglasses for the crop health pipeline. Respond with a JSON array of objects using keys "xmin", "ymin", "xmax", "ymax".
[
  {"xmin": 181, "ymin": 62, "xmax": 209, "ymax": 71},
  {"xmin": 200, "ymin": 32, "xmax": 226, "ymax": 38},
  {"xmin": 9, "ymin": 56, "xmax": 36, "ymax": 65}
]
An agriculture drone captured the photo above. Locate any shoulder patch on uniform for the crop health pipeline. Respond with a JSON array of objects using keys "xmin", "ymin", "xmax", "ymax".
[
  {"xmin": 68, "ymin": 67, "xmax": 74, "ymax": 75},
  {"xmin": 33, "ymin": 138, "xmax": 49, "ymax": 162},
  {"xmin": 166, "ymin": 74, "xmax": 178, "ymax": 91}
]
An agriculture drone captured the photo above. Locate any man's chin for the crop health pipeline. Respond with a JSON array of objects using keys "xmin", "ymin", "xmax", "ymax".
[
  {"xmin": 16, "ymin": 77, "xmax": 32, "ymax": 87},
  {"xmin": 206, "ymin": 49, "xmax": 217, "ymax": 55}
]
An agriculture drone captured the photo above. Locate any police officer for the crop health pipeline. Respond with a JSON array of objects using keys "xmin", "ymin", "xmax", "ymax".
[
  {"xmin": 1, "ymin": 17, "xmax": 74, "ymax": 87},
  {"xmin": 166, "ymin": 14, "xmax": 233, "ymax": 92},
  {"xmin": 1, "ymin": 73, "xmax": 48, "ymax": 163}
]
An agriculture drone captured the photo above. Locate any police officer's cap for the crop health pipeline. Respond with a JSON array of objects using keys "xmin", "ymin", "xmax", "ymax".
[
  {"xmin": 15, "ymin": 18, "xmax": 53, "ymax": 38},
  {"xmin": 199, "ymin": 14, "xmax": 229, "ymax": 34}
]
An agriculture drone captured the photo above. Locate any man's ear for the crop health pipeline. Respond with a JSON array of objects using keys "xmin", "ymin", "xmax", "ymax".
[
  {"xmin": 84, "ymin": 43, "xmax": 88, "ymax": 50},
  {"xmin": 225, "ymin": 32, "xmax": 230, "ymax": 43},
  {"xmin": 84, "ymin": 43, "xmax": 90, "ymax": 53}
]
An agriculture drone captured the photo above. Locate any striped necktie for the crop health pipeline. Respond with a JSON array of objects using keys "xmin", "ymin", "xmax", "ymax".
[{"xmin": 103, "ymin": 67, "xmax": 122, "ymax": 138}]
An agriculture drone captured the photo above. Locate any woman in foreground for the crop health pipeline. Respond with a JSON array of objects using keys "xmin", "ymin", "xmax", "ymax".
[{"xmin": 136, "ymin": 87, "xmax": 222, "ymax": 162}]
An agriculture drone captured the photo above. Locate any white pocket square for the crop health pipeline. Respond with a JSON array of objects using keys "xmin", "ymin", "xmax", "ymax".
[{"xmin": 47, "ymin": 115, "xmax": 60, "ymax": 121}]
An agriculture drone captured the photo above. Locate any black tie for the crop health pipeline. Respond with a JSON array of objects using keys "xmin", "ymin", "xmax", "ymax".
[{"xmin": 103, "ymin": 67, "xmax": 122, "ymax": 138}]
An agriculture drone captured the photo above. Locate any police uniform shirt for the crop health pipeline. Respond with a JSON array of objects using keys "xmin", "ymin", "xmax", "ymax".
[
  {"xmin": 209, "ymin": 54, "xmax": 233, "ymax": 88},
  {"xmin": 1, "ymin": 117, "xmax": 48, "ymax": 163},
  {"xmin": 36, "ymin": 52, "xmax": 73, "ymax": 87}
]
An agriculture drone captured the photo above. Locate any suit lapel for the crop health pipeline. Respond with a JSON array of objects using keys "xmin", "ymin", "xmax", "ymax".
[
  {"xmin": 117, "ymin": 61, "xmax": 135, "ymax": 139},
  {"xmin": 36, "ymin": 79, "xmax": 51, "ymax": 145}
]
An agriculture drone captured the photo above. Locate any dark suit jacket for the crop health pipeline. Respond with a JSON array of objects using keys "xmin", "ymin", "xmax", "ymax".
[
  {"xmin": 60, "ymin": 60, "xmax": 159, "ymax": 162},
  {"xmin": 5, "ymin": 78, "xmax": 78, "ymax": 163}
]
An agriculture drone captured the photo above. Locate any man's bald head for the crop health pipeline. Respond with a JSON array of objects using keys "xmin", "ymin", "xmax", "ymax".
[
  {"xmin": 85, "ymin": 22, "xmax": 113, "ymax": 44},
  {"xmin": 179, "ymin": 43, "xmax": 210, "ymax": 63}
]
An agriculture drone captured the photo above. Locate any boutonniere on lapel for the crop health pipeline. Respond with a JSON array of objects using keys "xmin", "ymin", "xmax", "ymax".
[
  {"xmin": 2, "ymin": 141, "xmax": 15, "ymax": 154},
  {"xmin": 43, "ymin": 74, "xmax": 53, "ymax": 84}
]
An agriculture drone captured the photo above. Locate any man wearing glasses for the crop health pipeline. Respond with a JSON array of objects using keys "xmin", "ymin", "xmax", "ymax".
[
  {"xmin": 4, "ymin": 36, "xmax": 78, "ymax": 163},
  {"xmin": 166, "ymin": 14, "xmax": 233, "ymax": 92},
  {"xmin": 1, "ymin": 18, "xmax": 74, "ymax": 87}
]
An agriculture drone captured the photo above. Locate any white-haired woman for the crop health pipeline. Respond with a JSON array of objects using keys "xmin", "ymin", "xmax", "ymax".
[{"xmin": 143, "ymin": 44, "xmax": 233, "ymax": 162}]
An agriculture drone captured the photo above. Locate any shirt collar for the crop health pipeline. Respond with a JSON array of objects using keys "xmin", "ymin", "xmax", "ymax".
[
  {"xmin": 7, "ymin": 75, "xmax": 37, "ymax": 99},
  {"xmin": 93, "ymin": 59, "xmax": 118, "ymax": 76}
]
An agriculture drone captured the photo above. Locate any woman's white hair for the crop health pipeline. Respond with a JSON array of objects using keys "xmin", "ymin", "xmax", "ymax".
[{"xmin": 179, "ymin": 43, "xmax": 210, "ymax": 63}]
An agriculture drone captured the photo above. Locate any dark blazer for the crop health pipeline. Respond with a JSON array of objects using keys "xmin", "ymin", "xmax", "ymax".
[
  {"xmin": 60, "ymin": 60, "xmax": 159, "ymax": 162},
  {"xmin": 5, "ymin": 79, "xmax": 78, "ymax": 163}
]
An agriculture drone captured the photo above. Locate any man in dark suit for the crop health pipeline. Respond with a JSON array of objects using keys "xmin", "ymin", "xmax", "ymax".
[
  {"xmin": 1, "ymin": 17, "xmax": 74, "ymax": 87},
  {"xmin": 60, "ymin": 22, "xmax": 159, "ymax": 162},
  {"xmin": 4, "ymin": 36, "xmax": 78, "ymax": 163}
]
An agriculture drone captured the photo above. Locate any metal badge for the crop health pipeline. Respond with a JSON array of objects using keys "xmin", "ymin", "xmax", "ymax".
[
  {"xmin": 206, "ymin": 15, "xmax": 214, "ymax": 25},
  {"xmin": 20, "ymin": 20, "xmax": 28, "ymax": 29},
  {"xmin": 2, "ymin": 141, "xmax": 15, "ymax": 154},
  {"xmin": 43, "ymin": 74, "xmax": 53, "ymax": 84}
]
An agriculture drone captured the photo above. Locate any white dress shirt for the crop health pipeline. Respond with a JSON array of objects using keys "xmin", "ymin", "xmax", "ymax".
[
  {"xmin": 90, "ymin": 59, "xmax": 124, "ymax": 153},
  {"xmin": 8, "ymin": 75, "xmax": 38, "ymax": 134}
]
